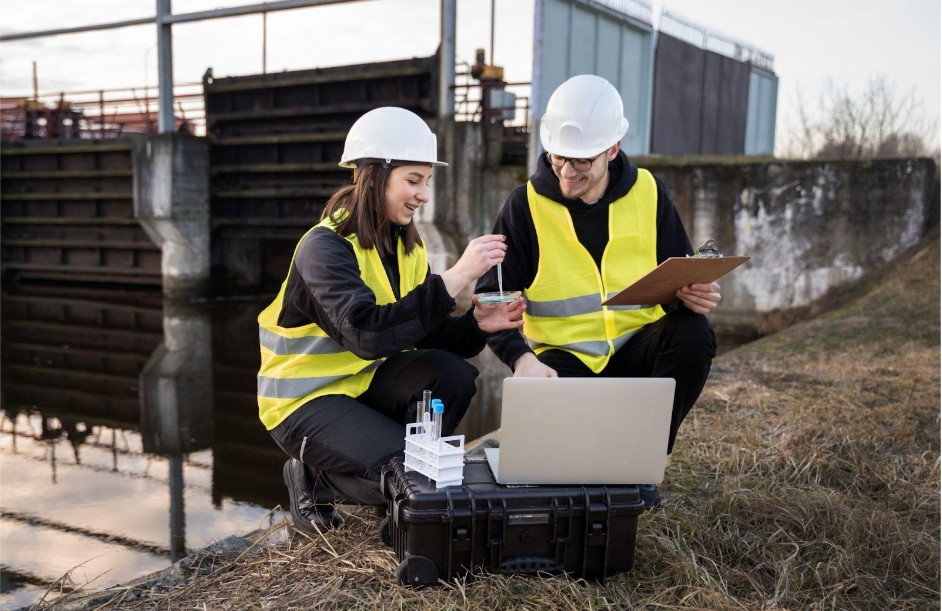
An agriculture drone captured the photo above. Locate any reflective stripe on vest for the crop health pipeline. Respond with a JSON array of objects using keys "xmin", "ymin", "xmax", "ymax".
[
  {"xmin": 258, "ymin": 360, "xmax": 382, "ymax": 399},
  {"xmin": 523, "ymin": 169, "xmax": 665, "ymax": 373},
  {"xmin": 257, "ymin": 216, "xmax": 428, "ymax": 430},
  {"xmin": 527, "ymin": 293, "xmax": 653, "ymax": 318},
  {"xmin": 259, "ymin": 327, "xmax": 346, "ymax": 355}
]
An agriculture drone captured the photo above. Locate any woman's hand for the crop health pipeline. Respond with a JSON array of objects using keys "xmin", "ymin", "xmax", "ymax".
[
  {"xmin": 512, "ymin": 352, "xmax": 558, "ymax": 377},
  {"xmin": 676, "ymin": 281, "xmax": 721, "ymax": 314},
  {"xmin": 440, "ymin": 234, "xmax": 507, "ymax": 297},
  {"xmin": 472, "ymin": 293, "xmax": 526, "ymax": 333}
]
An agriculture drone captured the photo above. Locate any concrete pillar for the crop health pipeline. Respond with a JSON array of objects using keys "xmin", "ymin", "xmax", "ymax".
[
  {"xmin": 429, "ymin": 119, "xmax": 461, "ymax": 278},
  {"xmin": 132, "ymin": 133, "xmax": 211, "ymax": 298}
]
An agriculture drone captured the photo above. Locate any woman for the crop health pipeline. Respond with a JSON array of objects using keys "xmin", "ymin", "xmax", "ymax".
[{"xmin": 257, "ymin": 107, "xmax": 525, "ymax": 536}]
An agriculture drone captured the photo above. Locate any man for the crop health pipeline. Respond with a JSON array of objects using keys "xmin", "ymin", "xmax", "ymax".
[{"xmin": 475, "ymin": 74, "xmax": 720, "ymax": 508}]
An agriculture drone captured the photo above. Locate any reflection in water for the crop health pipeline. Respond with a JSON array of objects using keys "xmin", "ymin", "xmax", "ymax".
[
  {"xmin": 0, "ymin": 288, "xmax": 284, "ymax": 609},
  {"xmin": 139, "ymin": 300, "xmax": 215, "ymax": 560},
  {"xmin": 0, "ymin": 285, "xmax": 511, "ymax": 607}
]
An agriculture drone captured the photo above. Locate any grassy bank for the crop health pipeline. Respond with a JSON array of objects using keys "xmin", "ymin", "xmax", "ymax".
[{"xmin": 45, "ymin": 233, "xmax": 940, "ymax": 610}]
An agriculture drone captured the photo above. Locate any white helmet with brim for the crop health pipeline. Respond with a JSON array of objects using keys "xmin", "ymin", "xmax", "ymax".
[
  {"xmin": 540, "ymin": 74, "xmax": 629, "ymax": 158},
  {"xmin": 340, "ymin": 106, "xmax": 447, "ymax": 168}
]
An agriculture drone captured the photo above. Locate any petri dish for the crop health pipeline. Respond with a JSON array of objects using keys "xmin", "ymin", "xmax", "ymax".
[{"xmin": 476, "ymin": 291, "xmax": 521, "ymax": 304}]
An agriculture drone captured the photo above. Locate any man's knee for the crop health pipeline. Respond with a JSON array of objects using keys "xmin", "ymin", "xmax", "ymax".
[{"xmin": 664, "ymin": 308, "xmax": 717, "ymax": 358}]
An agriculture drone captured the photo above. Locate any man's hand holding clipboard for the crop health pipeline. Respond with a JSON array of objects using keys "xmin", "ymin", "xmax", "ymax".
[{"xmin": 603, "ymin": 251, "xmax": 749, "ymax": 309}]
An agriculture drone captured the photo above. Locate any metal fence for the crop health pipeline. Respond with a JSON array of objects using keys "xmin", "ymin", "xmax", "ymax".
[
  {"xmin": 1, "ymin": 82, "xmax": 205, "ymax": 142},
  {"xmin": 591, "ymin": 0, "xmax": 653, "ymax": 25},
  {"xmin": 659, "ymin": 9, "xmax": 775, "ymax": 72},
  {"xmin": 2, "ymin": 74, "xmax": 529, "ymax": 143}
]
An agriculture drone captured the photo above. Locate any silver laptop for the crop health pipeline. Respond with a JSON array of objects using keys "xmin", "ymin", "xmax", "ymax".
[{"xmin": 484, "ymin": 377, "xmax": 675, "ymax": 485}]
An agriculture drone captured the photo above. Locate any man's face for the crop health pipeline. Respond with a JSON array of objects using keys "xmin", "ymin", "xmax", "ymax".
[{"xmin": 549, "ymin": 144, "xmax": 617, "ymax": 202}]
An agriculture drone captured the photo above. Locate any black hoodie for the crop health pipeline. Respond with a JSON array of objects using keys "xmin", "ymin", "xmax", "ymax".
[{"xmin": 475, "ymin": 150, "xmax": 694, "ymax": 371}]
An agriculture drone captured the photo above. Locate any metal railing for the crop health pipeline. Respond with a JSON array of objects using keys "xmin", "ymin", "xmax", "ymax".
[
  {"xmin": 1, "ymin": 82, "xmax": 205, "ymax": 141},
  {"xmin": 453, "ymin": 63, "xmax": 531, "ymax": 129},
  {"xmin": 659, "ymin": 9, "xmax": 775, "ymax": 72},
  {"xmin": 1, "ymin": 69, "xmax": 536, "ymax": 143},
  {"xmin": 591, "ymin": 0, "xmax": 653, "ymax": 25}
]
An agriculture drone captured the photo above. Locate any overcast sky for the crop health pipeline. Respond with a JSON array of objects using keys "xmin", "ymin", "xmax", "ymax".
[{"xmin": 1, "ymin": 0, "xmax": 939, "ymax": 153}]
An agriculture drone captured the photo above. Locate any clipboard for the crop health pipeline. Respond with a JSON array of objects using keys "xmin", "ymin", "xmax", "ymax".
[{"xmin": 602, "ymin": 256, "xmax": 750, "ymax": 306}]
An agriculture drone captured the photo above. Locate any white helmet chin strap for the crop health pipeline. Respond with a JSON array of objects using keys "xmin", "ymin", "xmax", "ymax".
[{"xmin": 351, "ymin": 158, "xmax": 401, "ymax": 183}]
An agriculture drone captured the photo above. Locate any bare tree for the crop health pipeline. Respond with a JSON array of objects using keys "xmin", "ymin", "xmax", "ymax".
[{"xmin": 783, "ymin": 76, "xmax": 939, "ymax": 160}]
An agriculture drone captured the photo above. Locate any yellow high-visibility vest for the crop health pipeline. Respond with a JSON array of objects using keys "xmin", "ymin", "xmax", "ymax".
[
  {"xmin": 257, "ymin": 216, "xmax": 428, "ymax": 430},
  {"xmin": 523, "ymin": 169, "xmax": 665, "ymax": 372}
]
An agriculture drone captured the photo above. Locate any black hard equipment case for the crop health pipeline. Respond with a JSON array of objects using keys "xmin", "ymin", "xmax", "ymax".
[{"xmin": 379, "ymin": 456, "xmax": 645, "ymax": 587}]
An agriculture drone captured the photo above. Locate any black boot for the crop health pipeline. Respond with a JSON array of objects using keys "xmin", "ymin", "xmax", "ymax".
[{"xmin": 282, "ymin": 459, "xmax": 343, "ymax": 535}]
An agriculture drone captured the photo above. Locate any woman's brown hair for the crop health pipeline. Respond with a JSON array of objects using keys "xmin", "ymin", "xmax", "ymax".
[{"xmin": 320, "ymin": 163, "xmax": 423, "ymax": 255}]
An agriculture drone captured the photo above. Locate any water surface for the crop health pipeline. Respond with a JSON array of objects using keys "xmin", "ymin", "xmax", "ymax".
[{"xmin": 0, "ymin": 286, "xmax": 507, "ymax": 609}]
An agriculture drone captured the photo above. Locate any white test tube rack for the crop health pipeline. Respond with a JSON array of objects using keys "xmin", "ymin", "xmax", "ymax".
[{"xmin": 404, "ymin": 421, "xmax": 465, "ymax": 488}]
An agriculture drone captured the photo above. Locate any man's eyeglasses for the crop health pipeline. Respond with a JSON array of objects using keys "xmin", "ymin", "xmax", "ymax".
[{"xmin": 545, "ymin": 151, "xmax": 605, "ymax": 173}]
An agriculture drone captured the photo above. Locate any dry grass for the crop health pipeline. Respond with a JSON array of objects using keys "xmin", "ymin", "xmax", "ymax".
[{"xmin": 44, "ymin": 234, "xmax": 940, "ymax": 610}]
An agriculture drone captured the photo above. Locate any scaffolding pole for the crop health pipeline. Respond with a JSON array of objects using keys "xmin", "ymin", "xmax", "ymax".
[
  {"xmin": 440, "ymin": 0, "xmax": 456, "ymax": 119},
  {"xmin": 0, "ymin": 0, "xmax": 353, "ymax": 41},
  {"xmin": 156, "ymin": 0, "xmax": 174, "ymax": 133}
]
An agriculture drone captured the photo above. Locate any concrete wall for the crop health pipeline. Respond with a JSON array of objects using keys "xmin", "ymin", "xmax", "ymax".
[
  {"xmin": 640, "ymin": 157, "xmax": 938, "ymax": 329},
  {"xmin": 445, "ymin": 122, "xmax": 530, "ymax": 240},
  {"xmin": 430, "ymin": 121, "xmax": 529, "ymax": 282}
]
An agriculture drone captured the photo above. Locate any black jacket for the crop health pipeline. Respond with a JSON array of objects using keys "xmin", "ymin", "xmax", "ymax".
[
  {"xmin": 474, "ymin": 151, "xmax": 694, "ymax": 371},
  {"xmin": 277, "ymin": 226, "xmax": 488, "ymax": 361}
]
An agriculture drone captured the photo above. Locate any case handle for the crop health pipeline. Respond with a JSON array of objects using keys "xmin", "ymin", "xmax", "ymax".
[{"xmin": 499, "ymin": 556, "xmax": 562, "ymax": 573}]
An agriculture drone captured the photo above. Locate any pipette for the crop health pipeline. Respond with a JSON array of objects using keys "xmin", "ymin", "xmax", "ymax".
[{"xmin": 497, "ymin": 262, "xmax": 503, "ymax": 296}]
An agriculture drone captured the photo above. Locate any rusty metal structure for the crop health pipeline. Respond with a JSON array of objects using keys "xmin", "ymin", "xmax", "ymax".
[
  {"xmin": 0, "ymin": 83, "xmax": 204, "ymax": 141},
  {"xmin": 1, "ymin": 140, "xmax": 162, "ymax": 286},
  {"xmin": 204, "ymin": 55, "xmax": 440, "ymax": 291},
  {"xmin": 0, "ymin": 52, "xmax": 526, "ymax": 292},
  {"xmin": 0, "ymin": 2, "xmax": 519, "ymax": 293}
]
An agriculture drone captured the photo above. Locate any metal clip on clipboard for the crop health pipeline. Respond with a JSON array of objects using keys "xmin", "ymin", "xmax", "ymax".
[{"xmin": 693, "ymin": 239, "xmax": 722, "ymax": 258}]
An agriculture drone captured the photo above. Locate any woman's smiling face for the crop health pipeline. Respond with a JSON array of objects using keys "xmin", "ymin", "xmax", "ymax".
[{"xmin": 384, "ymin": 165, "xmax": 432, "ymax": 226}]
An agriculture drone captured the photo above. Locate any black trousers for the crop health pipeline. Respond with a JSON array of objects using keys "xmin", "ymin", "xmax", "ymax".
[
  {"xmin": 270, "ymin": 349, "xmax": 478, "ymax": 506},
  {"xmin": 537, "ymin": 307, "xmax": 716, "ymax": 454}
]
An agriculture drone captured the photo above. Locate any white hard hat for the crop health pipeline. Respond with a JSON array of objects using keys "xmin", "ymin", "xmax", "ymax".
[
  {"xmin": 540, "ymin": 75, "xmax": 629, "ymax": 158},
  {"xmin": 339, "ymin": 107, "xmax": 447, "ymax": 168}
]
